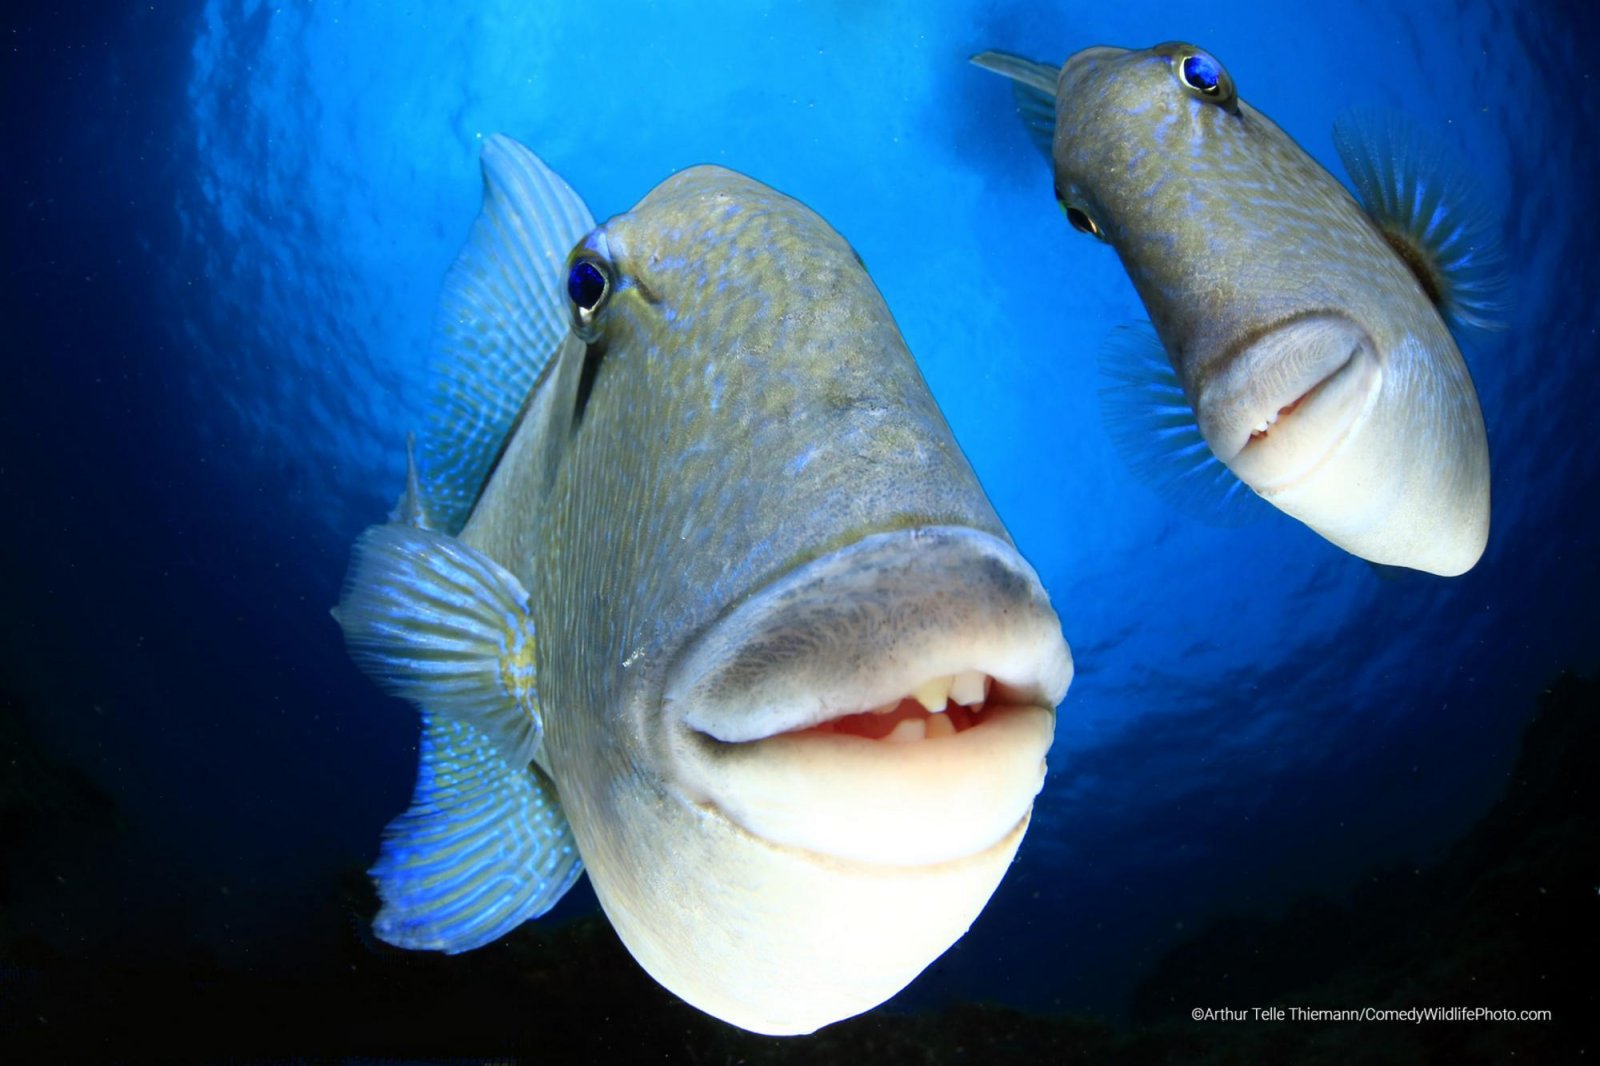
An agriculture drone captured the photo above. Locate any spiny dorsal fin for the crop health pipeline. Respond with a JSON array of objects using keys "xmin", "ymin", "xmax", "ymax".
[
  {"xmin": 387, "ymin": 432, "xmax": 432, "ymax": 529},
  {"xmin": 971, "ymin": 51, "xmax": 1060, "ymax": 162},
  {"xmin": 418, "ymin": 135, "xmax": 596, "ymax": 533},
  {"xmin": 1333, "ymin": 108, "xmax": 1508, "ymax": 334}
]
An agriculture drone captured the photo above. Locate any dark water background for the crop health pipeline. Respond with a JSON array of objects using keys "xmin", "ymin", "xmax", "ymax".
[{"xmin": 3, "ymin": 0, "xmax": 1597, "ymax": 1060}]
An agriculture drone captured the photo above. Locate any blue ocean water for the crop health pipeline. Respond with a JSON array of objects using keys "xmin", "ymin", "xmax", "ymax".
[{"xmin": 3, "ymin": 0, "xmax": 1596, "ymax": 1059}]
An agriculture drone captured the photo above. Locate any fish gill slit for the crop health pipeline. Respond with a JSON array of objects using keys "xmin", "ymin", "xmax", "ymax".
[{"xmin": 571, "ymin": 339, "xmax": 607, "ymax": 431}]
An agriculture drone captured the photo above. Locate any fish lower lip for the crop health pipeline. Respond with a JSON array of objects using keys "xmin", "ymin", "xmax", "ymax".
[{"xmin": 684, "ymin": 703, "xmax": 1056, "ymax": 868}]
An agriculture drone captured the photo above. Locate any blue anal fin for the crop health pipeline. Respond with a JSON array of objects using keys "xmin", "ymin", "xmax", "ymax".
[
  {"xmin": 1098, "ymin": 323, "xmax": 1268, "ymax": 527},
  {"xmin": 372, "ymin": 714, "xmax": 582, "ymax": 953},
  {"xmin": 1333, "ymin": 107, "xmax": 1509, "ymax": 334},
  {"xmin": 970, "ymin": 51, "xmax": 1060, "ymax": 162}
]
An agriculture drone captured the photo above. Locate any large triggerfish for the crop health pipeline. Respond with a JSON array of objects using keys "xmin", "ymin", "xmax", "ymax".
[
  {"xmin": 974, "ymin": 42, "xmax": 1506, "ymax": 575},
  {"xmin": 333, "ymin": 135, "xmax": 1073, "ymax": 1034}
]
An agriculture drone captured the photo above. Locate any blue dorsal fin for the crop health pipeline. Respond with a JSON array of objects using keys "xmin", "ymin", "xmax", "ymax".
[
  {"xmin": 1333, "ymin": 108, "xmax": 1509, "ymax": 334},
  {"xmin": 370, "ymin": 714, "xmax": 582, "ymax": 953},
  {"xmin": 334, "ymin": 522, "xmax": 542, "ymax": 767},
  {"xmin": 418, "ymin": 135, "xmax": 597, "ymax": 534},
  {"xmin": 1097, "ymin": 323, "xmax": 1268, "ymax": 526},
  {"xmin": 970, "ymin": 51, "xmax": 1060, "ymax": 161}
]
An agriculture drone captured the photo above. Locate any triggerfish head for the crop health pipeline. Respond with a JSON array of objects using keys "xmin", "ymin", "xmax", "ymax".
[
  {"xmin": 332, "ymin": 135, "xmax": 1073, "ymax": 1035},
  {"xmin": 973, "ymin": 42, "xmax": 1507, "ymax": 575}
]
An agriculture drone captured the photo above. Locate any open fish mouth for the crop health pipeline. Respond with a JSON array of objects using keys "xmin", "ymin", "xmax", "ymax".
[
  {"xmin": 663, "ymin": 526, "xmax": 1072, "ymax": 869},
  {"xmin": 782, "ymin": 669, "xmax": 1019, "ymax": 742},
  {"xmin": 1203, "ymin": 312, "xmax": 1384, "ymax": 494}
]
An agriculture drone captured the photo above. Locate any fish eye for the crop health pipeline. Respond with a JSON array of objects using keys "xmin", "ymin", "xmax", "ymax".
[
  {"xmin": 1063, "ymin": 204, "xmax": 1104, "ymax": 240},
  {"xmin": 1170, "ymin": 48, "xmax": 1237, "ymax": 110},
  {"xmin": 1179, "ymin": 54, "xmax": 1222, "ymax": 95},
  {"xmin": 566, "ymin": 256, "xmax": 612, "ymax": 336},
  {"xmin": 1054, "ymin": 185, "xmax": 1105, "ymax": 240},
  {"xmin": 567, "ymin": 258, "xmax": 609, "ymax": 313}
]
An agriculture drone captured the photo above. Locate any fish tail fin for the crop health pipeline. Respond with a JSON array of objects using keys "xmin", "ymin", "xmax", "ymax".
[
  {"xmin": 333, "ymin": 522, "xmax": 581, "ymax": 951},
  {"xmin": 1333, "ymin": 108, "xmax": 1509, "ymax": 335},
  {"xmin": 370, "ymin": 715, "xmax": 582, "ymax": 953},
  {"xmin": 418, "ymin": 135, "xmax": 597, "ymax": 533},
  {"xmin": 1098, "ymin": 323, "xmax": 1267, "ymax": 526},
  {"xmin": 970, "ymin": 51, "xmax": 1060, "ymax": 161}
]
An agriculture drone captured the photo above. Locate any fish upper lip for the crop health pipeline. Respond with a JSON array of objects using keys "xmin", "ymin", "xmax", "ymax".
[
  {"xmin": 659, "ymin": 525, "xmax": 1072, "ymax": 867},
  {"xmin": 663, "ymin": 526, "xmax": 1071, "ymax": 744},
  {"xmin": 1200, "ymin": 313, "xmax": 1384, "ymax": 491}
]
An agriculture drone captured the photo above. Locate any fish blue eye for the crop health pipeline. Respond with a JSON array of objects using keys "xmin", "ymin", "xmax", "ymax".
[
  {"xmin": 567, "ymin": 259, "xmax": 608, "ymax": 311},
  {"xmin": 1180, "ymin": 54, "xmax": 1222, "ymax": 95}
]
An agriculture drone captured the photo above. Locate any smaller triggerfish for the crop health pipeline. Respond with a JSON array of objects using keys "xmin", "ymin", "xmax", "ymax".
[
  {"xmin": 333, "ymin": 136, "xmax": 1073, "ymax": 1035},
  {"xmin": 973, "ymin": 42, "xmax": 1507, "ymax": 576}
]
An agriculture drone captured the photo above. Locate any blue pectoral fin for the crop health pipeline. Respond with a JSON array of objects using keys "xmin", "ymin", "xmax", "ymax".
[
  {"xmin": 419, "ymin": 136, "xmax": 597, "ymax": 533},
  {"xmin": 371, "ymin": 715, "xmax": 582, "ymax": 953},
  {"xmin": 333, "ymin": 522, "xmax": 581, "ymax": 951},
  {"xmin": 1333, "ymin": 108, "xmax": 1508, "ymax": 334},
  {"xmin": 334, "ymin": 522, "xmax": 543, "ymax": 765},
  {"xmin": 1098, "ymin": 323, "xmax": 1268, "ymax": 527},
  {"xmin": 970, "ymin": 51, "xmax": 1060, "ymax": 162}
]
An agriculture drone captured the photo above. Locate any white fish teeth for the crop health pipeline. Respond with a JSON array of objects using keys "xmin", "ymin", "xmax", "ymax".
[
  {"xmin": 868, "ymin": 699, "xmax": 900, "ymax": 715},
  {"xmin": 924, "ymin": 713, "xmax": 955, "ymax": 739},
  {"xmin": 949, "ymin": 670, "xmax": 988, "ymax": 707},
  {"xmin": 911, "ymin": 675, "xmax": 952, "ymax": 712},
  {"xmin": 1253, "ymin": 409, "xmax": 1284, "ymax": 436},
  {"xmin": 885, "ymin": 718, "xmax": 927, "ymax": 743}
]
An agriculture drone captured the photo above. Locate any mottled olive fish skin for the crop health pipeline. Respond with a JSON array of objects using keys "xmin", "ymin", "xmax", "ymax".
[{"xmin": 468, "ymin": 167, "xmax": 1005, "ymax": 618}]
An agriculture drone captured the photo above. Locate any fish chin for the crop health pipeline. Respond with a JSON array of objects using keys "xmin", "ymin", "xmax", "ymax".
[
  {"xmin": 592, "ymin": 525, "xmax": 1071, "ymax": 1034},
  {"xmin": 598, "ymin": 802, "xmax": 1036, "ymax": 1036},
  {"xmin": 1256, "ymin": 331, "xmax": 1490, "ymax": 576},
  {"xmin": 1198, "ymin": 313, "xmax": 1383, "ymax": 495}
]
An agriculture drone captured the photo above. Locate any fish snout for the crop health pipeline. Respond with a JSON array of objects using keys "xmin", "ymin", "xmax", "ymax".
[{"xmin": 662, "ymin": 526, "xmax": 1072, "ymax": 868}]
